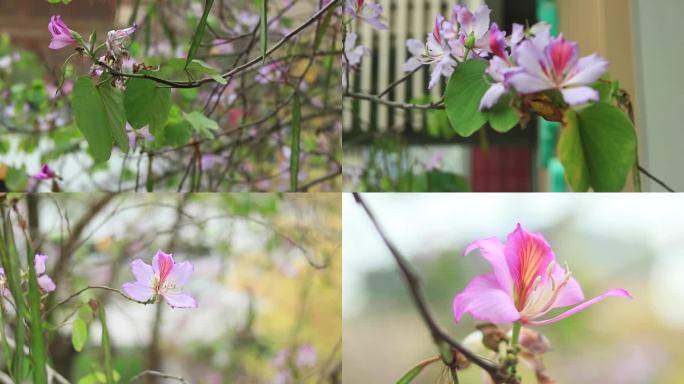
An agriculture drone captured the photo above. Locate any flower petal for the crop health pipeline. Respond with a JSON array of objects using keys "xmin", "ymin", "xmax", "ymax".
[
  {"xmin": 34, "ymin": 254, "xmax": 48, "ymax": 275},
  {"xmin": 162, "ymin": 292, "xmax": 197, "ymax": 308},
  {"xmin": 514, "ymin": 41, "xmax": 548, "ymax": 81},
  {"xmin": 453, "ymin": 273, "xmax": 520, "ymax": 324},
  {"xmin": 479, "ymin": 83, "xmax": 507, "ymax": 111},
  {"xmin": 38, "ymin": 275, "xmax": 56, "ymax": 292},
  {"xmin": 550, "ymin": 269, "xmax": 584, "ymax": 309},
  {"xmin": 560, "ymin": 86, "xmax": 599, "ymax": 105},
  {"xmin": 464, "ymin": 236, "xmax": 513, "ymax": 296},
  {"xmin": 505, "ymin": 224, "xmax": 556, "ymax": 301},
  {"xmin": 130, "ymin": 259, "xmax": 155, "ymax": 284},
  {"xmin": 564, "ymin": 54, "xmax": 608, "ymax": 87},
  {"xmin": 167, "ymin": 260, "xmax": 193, "ymax": 288},
  {"xmin": 152, "ymin": 250, "xmax": 174, "ymax": 281},
  {"xmin": 527, "ymin": 288, "xmax": 632, "ymax": 325},
  {"xmin": 505, "ymin": 70, "xmax": 552, "ymax": 94},
  {"xmin": 122, "ymin": 282, "xmax": 155, "ymax": 302}
]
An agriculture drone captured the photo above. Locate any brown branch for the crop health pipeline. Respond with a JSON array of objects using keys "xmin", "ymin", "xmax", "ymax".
[{"xmin": 352, "ymin": 193, "xmax": 513, "ymax": 383}]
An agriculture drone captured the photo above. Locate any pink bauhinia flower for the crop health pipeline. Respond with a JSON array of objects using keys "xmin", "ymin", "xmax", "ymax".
[
  {"xmin": 506, "ymin": 33, "xmax": 608, "ymax": 106},
  {"xmin": 345, "ymin": 0, "xmax": 387, "ymax": 30},
  {"xmin": 453, "ymin": 224, "xmax": 631, "ymax": 326},
  {"xmin": 48, "ymin": 15, "xmax": 79, "ymax": 50},
  {"xmin": 122, "ymin": 250, "xmax": 197, "ymax": 308}
]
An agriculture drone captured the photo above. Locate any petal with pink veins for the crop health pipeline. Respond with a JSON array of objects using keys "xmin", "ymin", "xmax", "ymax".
[
  {"xmin": 453, "ymin": 273, "xmax": 520, "ymax": 324},
  {"xmin": 505, "ymin": 224, "xmax": 556, "ymax": 298},
  {"xmin": 563, "ymin": 54, "xmax": 608, "ymax": 87},
  {"xmin": 526, "ymin": 288, "xmax": 632, "ymax": 325}
]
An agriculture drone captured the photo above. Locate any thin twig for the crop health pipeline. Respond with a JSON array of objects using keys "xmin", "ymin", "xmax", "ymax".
[{"xmin": 638, "ymin": 165, "xmax": 675, "ymax": 192}]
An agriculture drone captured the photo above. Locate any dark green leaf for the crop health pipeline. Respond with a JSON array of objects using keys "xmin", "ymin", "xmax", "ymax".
[
  {"xmin": 73, "ymin": 75, "xmax": 128, "ymax": 162},
  {"xmin": 559, "ymin": 103, "xmax": 636, "ymax": 192},
  {"xmin": 165, "ymin": 120, "xmax": 193, "ymax": 146},
  {"xmin": 185, "ymin": 0, "xmax": 214, "ymax": 68},
  {"xmin": 486, "ymin": 94, "xmax": 519, "ymax": 132},
  {"xmin": 444, "ymin": 60, "xmax": 489, "ymax": 137},
  {"xmin": 290, "ymin": 92, "xmax": 301, "ymax": 191},
  {"xmin": 124, "ymin": 72, "xmax": 172, "ymax": 137}
]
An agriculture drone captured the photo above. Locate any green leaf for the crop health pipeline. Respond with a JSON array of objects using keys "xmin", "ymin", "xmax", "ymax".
[
  {"xmin": 396, "ymin": 358, "xmax": 440, "ymax": 384},
  {"xmin": 73, "ymin": 75, "xmax": 128, "ymax": 162},
  {"xmin": 71, "ymin": 318, "xmax": 88, "ymax": 352},
  {"xmin": 26, "ymin": 236, "xmax": 48, "ymax": 383},
  {"xmin": 183, "ymin": 111, "xmax": 218, "ymax": 139},
  {"xmin": 124, "ymin": 72, "xmax": 172, "ymax": 137},
  {"xmin": 444, "ymin": 60, "xmax": 489, "ymax": 137},
  {"xmin": 185, "ymin": 59, "xmax": 227, "ymax": 84},
  {"xmin": 486, "ymin": 94, "xmax": 519, "ymax": 132},
  {"xmin": 558, "ymin": 103, "xmax": 636, "ymax": 192},
  {"xmin": 558, "ymin": 109, "xmax": 589, "ymax": 192},
  {"xmin": 259, "ymin": 0, "xmax": 268, "ymax": 63},
  {"xmin": 290, "ymin": 91, "xmax": 301, "ymax": 191},
  {"xmin": 185, "ymin": 0, "xmax": 214, "ymax": 68}
]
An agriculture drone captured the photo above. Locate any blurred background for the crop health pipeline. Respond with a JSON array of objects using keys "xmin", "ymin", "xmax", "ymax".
[
  {"xmin": 343, "ymin": 193, "xmax": 684, "ymax": 383},
  {"xmin": 342, "ymin": 0, "xmax": 684, "ymax": 192},
  {"xmin": 4, "ymin": 193, "xmax": 341, "ymax": 383}
]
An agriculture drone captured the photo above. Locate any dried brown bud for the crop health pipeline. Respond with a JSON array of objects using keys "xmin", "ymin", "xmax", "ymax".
[
  {"xmin": 518, "ymin": 328, "xmax": 552, "ymax": 355},
  {"xmin": 476, "ymin": 323, "xmax": 508, "ymax": 352}
]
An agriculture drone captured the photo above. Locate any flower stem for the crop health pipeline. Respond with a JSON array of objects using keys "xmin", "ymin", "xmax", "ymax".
[
  {"xmin": 508, "ymin": 321, "xmax": 522, "ymax": 377},
  {"xmin": 511, "ymin": 321, "xmax": 521, "ymax": 347}
]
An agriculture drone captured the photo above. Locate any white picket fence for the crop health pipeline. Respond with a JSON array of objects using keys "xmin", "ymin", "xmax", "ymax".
[{"xmin": 343, "ymin": 0, "xmax": 483, "ymax": 133}]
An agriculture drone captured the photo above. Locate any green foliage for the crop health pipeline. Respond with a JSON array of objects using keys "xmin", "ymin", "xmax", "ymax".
[
  {"xmin": 444, "ymin": 60, "xmax": 489, "ymax": 137},
  {"xmin": 124, "ymin": 72, "xmax": 172, "ymax": 137},
  {"xmin": 425, "ymin": 169, "xmax": 470, "ymax": 192},
  {"xmin": 290, "ymin": 91, "xmax": 301, "ymax": 191},
  {"xmin": 486, "ymin": 94, "xmax": 519, "ymax": 132},
  {"xmin": 72, "ymin": 75, "xmax": 128, "ymax": 162},
  {"xmin": 72, "ymin": 318, "xmax": 88, "ymax": 352},
  {"xmin": 183, "ymin": 111, "xmax": 219, "ymax": 139},
  {"xmin": 559, "ymin": 102, "xmax": 637, "ymax": 192}
]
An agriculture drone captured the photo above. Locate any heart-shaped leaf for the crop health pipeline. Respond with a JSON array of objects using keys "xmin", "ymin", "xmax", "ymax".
[
  {"xmin": 444, "ymin": 60, "xmax": 489, "ymax": 137},
  {"xmin": 72, "ymin": 75, "xmax": 128, "ymax": 162},
  {"xmin": 559, "ymin": 102, "xmax": 636, "ymax": 192}
]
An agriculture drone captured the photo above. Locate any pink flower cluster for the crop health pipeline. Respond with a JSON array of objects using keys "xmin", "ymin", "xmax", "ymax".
[{"xmin": 399, "ymin": 4, "xmax": 608, "ymax": 107}]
